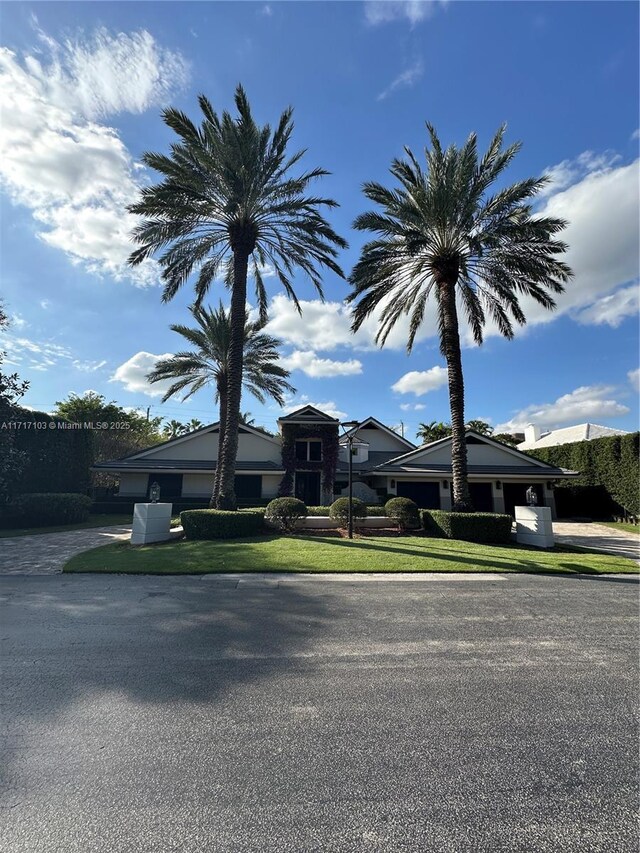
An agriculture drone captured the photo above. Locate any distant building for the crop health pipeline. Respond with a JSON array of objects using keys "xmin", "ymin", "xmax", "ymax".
[{"xmin": 517, "ymin": 422, "xmax": 630, "ymax": 451}]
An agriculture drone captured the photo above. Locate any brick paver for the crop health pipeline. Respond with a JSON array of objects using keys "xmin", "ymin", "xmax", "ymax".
[
  {"xmin": 0, "ymin": 526, "xmax": 131, "ymax": 575},
  {"xmin": 553, "ymin": 521, "xmax": 640, "ymax": 562}
]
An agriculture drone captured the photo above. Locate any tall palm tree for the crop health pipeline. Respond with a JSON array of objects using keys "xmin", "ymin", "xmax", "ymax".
[
  {"xmin": 416, "ymin": 421, "xmax": 451, "ymax": 444},
  {"xmin": 147, "ymin": 303, "xmax": 295, "ymax": 507},
  {"xmin": 128, "ymin": 86, "xmax": 347, "ymax": 509},
  {"xmin": 186, "ymin": 418, "xmax": 204, "ymax": 432},
  {"xmin": 163, "ymin": 420, "xmax": 187, "ymax": 440},
  {"xmin": 348, "ymin": 124, "xmax": 572, "ymax": 511}
]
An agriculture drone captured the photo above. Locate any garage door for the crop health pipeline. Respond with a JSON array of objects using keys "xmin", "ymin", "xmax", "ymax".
[
  {"xmin": 469, "ymin": 482, "xmax": 493, "ymax": 513},
  {"xmin": 397, "ymin": 481, "xmax": 440, "ymax": 509},
  {"xmin": 234, "ymin": 475, "xmax": 262, "ymax": 504}
]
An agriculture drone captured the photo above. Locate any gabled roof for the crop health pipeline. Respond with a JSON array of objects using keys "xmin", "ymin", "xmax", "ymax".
[
  {"xmin": 340, "ymin": 417, "xmax": 416, "ymax": 449},
  {"xmin": 378, "ymin": 430, "xmax": 556, "ymax": 470},
  {"xmin": 277, "ymin": 405, "xmax": 339, "ymax": 425},
  {"xmin": 121, "ymin": 420, "xmax": 280, "ymax": 462}
]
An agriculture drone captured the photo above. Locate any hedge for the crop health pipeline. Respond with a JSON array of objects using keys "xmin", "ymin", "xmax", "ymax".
[
  {"xmin": 422, "ymin": 510, "xmax": 512, "ymax": 544},
  {"xmin": 329, "ymin": 497, "xmax": 367, "ymax": 524},
  {"xmin": 528, "ymin": 432, "xmax": 639, "ymax": 517},
  {"xmin": 385, "ymin": 497, "xmax": 421, "ymax": 530},
  {"xmin": 180, "ymin": 509, "xmax": 265, "ymax": 540},
  {"xmin": 306, "ymin": 505, "xmax": 385, "ymax": 517},
  {"xmin": 11, "ymin": 493, "xmax": 92, "ymax": 527},
  {"xmin": 265, "ymin": 497, "xmax": 307, "ymax": 532}
]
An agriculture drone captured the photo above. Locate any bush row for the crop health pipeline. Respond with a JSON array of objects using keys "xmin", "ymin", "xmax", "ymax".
[
  {"xmin": 528, "ymin": 432, "xmax": 639, "ymax": 517},
  {"xmin": 6, "ymin": 493, "xmax": 92, "ymax": 527},
  {"xmin": 180, "ymin": 509, "xmax": 265, "ymax": 540},
  {"xmin": 421, "ymin": 510, "xmax": 512, "ymax": 544}
]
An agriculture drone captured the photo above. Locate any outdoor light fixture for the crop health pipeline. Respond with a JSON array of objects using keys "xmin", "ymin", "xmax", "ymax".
[
  {"xmin": 495, "ymin": 481, "xmax": 502, "ymax": 490},
  {"xmin": 547, "ymin": 482, "xmax": 553, "ymax": 490},
  {"xmin": 149, "ymin": 481, "xmax": 161, "ymax": 504},
  {"xmin": 442, "ymin": 480, "xmax": 449, "ymax": 489},
  {"xmin": 340, "ymin": 420, "xmax": 361, "ymax": 539},
  {"xmin": 390, "ymin": 479, "xmax": 396, "ymax": 489}
]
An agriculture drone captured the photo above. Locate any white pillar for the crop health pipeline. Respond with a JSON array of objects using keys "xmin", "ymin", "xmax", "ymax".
[{"xmin": 131, "ymin": 503, "xmax": 173, "ymax": 545}]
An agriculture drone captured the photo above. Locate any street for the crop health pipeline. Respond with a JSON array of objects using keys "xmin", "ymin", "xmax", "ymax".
[{"xmin": 1, "ymin": 572, "xmax": 638, "ymax": 852}]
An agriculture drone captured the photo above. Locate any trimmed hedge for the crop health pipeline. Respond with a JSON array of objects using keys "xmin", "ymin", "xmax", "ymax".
[
  {"xmin": 180, "ymin": 509, "xmax": 265, "ymax": 540},
  {"xmin": 422, "ymin": 510, "xmax": 512, "ymax": 544},
  {"xmin": 329, "ymin": 497, "xmax": 367, "ymax": 524},
  {"xmin": 265, "ymin": 497, "xmax": 307, "ymax": 532},
  {"xmin": 528, "ymin": 432, "xmax": 639, "ymax": 517},
  {"xmin": 306, "ymin": 505, "xmax": 384, "ymax": 517},
  {"xmin": 11, "ymin": 493, "xmax": 92, "ymax": 527},
  {"xmin": 385, "ymin": 497, "xmax": 420, "ymax": 530}
]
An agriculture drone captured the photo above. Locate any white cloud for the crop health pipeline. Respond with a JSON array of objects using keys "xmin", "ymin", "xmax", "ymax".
[
  {"xmin": 279, "ymin": 350, "xmax": 363, "ymax": 377},
  {"xmin": 400, "ymin": 402, "xmax": 426, "ymax": 411},
  {"xmin": 538, "ymin": 150, "xmax": 621, "ymax": 198},
  {"xmin": 391, "ymin": 367, "xmax": 447, "ymax": 396},
  {"xmin": 573, "ymin": 284, "xmax": 639, "ymax": 328},
  {"xmin": 628, "ymin": 368, "xmax": 640, "ymax": 393},
  {"xmin": 72, "ymin": 358, "xmax": 108, "ymax": 373},
  {"xmin": 110, "ymin": 351, "xmax": 174, "ymax": 397},
  {"xmin": 632, "ymin": 129, "xmax": 640, "ymax": 142},
  {"xmin": 260, "ymin": 4, "xmax": 273, "ymax": 15},
  {"xmin": 0, "ymin": 28, "xmax": 189, "ymax": 286},
  {"xmin": 365, "ymin": 1, "xmax": 446, "ymax": 26},
  {"xmin": 2, "ymin": 334, "xmax": 73, "ymax": 372},
  {"xmin": 39, "ymin": 300, "xmax": 50, "ymax": 310},
  {"xmin": 10, "ymin": 313, "xmax": 27, "ymax": 329},
  {"xmin": 377, "ymin": 59, "xmax": 423, "ymax": 101},
  {"xmin": 495, "ymin": 385, "xmax": 630, "ymax": 432},
  {"xmin": 283, "ymin": 397, "xmax": 347, "ymax": 421}
]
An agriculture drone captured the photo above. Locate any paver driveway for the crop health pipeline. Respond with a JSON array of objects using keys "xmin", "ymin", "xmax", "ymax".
[
  {"xmin": 553, "ymin": 520, "xmax": 640, "ymax": 561},
  {"xmin": 1, "ymin": 572, "xmax": 638, "ymax": 852},
  {"xmin": 0, "ymin": 525, "xmax": 131, "ymax": 575}
]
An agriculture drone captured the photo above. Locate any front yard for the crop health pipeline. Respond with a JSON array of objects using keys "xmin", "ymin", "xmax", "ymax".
[{"xmin": 64, "ymin": 533, "xmax": 638, "ymax": 575}]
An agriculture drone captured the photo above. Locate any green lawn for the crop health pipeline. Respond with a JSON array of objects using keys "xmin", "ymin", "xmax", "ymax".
[
  {"xmin": 0, "ymin": 514, "xmax": 181, "ymax": 539},
  {"xmin": 597, "ymin": 521, "xmax": 640, "ymax": 535},
  {"xmin": 64, "ymin": 533, "xmax": 639, "ymax": 575}
]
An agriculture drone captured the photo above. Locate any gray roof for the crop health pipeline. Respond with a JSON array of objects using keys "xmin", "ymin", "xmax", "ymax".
[
  {"xmin": 377, "ymin": 463, "xmax": 577, "ymax": 477},
  {"xmin": 335, "ymin": 451, "xmax": 401, "ymax": 473},
  {"xmin": 277, "ymin": 406, "xmax": 339, "ymax": 424},
  {"xmin": 92, "ymin": 459, "xmax": 283, "ymax": 473}
]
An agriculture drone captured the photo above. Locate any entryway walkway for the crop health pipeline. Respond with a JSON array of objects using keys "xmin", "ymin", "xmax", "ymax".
[
  {"xmin": 553, "ymin": 521, "xmax": 640, "ymax": 562},
  {"xmin": 0, "ymin": 526, "xmax": 131, "ymax": 575}
]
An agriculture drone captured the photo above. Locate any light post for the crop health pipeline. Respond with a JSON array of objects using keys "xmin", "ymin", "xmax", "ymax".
[{"xmin": 340, "ymin": 420, "xmax": 360, "ymax": 539}]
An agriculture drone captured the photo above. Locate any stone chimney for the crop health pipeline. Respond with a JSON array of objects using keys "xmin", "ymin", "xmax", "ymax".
[{"xmin": 524, "ymin": 423, "xmax": 541, "ymax": 444}]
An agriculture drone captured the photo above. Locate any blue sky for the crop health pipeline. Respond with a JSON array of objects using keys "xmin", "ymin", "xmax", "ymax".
[{"xmin": 1, "ymin": 0, "xmax": 638, "ymax": 441}]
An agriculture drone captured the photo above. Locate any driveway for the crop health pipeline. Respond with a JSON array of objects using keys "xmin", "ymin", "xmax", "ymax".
[
  {"xmin": 1, "ymin": 572, "xmax": 637, "ymax": 852},
  {"xmin": 553, "ymin": 520, "xmax": 640, "ymax": 562},
  {"xmin": 0, "ymin": 525, "xmax": 131, "ymax": 575}
]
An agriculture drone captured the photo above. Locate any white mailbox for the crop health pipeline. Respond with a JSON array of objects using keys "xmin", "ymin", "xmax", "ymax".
[
  {"xmin": 515, "ymin": 506, "xmax": 554, "ymax": 549},
  {"xmin": 131, "ymin": 503, "xmax": 173, "ymax": 545}
]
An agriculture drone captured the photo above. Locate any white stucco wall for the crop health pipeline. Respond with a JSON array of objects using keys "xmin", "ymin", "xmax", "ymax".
[
  {"xmin": 135, "ymin": 430, "xmax": 281, "ymax": 464},
  {"xmin": 355, "ymin": 427, "xmax": 411, "ymax": 454},
  {"xmin": 262, "ymin": 474, "xmax": 282, "ymax": 499},
  {"xmin": 118, "ymin": 473, "xmax": 149, "ymax": 496},
  {"xmin": 406, "ymin": 441, "xmax": 542, "ymax": 468}
]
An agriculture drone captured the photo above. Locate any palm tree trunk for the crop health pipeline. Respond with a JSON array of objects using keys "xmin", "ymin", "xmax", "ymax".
[
  {"xmin": 216, "ymin": 251, "xmax": 249, "ymax": 510},
  {"xmin": 439, "ymin": 281, "xmax": 473, "ymax": 512},
  {"xmin": 211, "ymin": 380, "xmax": 227, "ymax": 508}
]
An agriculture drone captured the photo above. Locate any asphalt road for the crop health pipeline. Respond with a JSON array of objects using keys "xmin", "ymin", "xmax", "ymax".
[{"xmin": 1, "ymin": 572, "xmax": 638, "ymax": 853}]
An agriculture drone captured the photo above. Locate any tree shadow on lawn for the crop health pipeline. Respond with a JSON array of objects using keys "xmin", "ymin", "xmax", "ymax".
[
  {"xmin": 290, "ymin": 535, "xmax": 628, "ymax": 577},
  {"xmin": 0, "ymin": 574, "xmax": 339, "ymax": 786}
]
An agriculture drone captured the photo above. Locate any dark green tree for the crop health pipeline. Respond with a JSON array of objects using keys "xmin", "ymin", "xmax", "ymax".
[
  {"xmin": 349, "ymin": 124, "xmax": 572, "ymax": 510},
  {"xmin": 128, "ymin": 85, "xmax": 346, "ymax": 508},
  {"xmin": 147, "ymin": 303, "xmax": 295, "ymax": 506}
]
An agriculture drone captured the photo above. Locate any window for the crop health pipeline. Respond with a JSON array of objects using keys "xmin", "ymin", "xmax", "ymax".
[{"xmin": 295, "ymin": 439, "xmax": 322, "ymax": 462}]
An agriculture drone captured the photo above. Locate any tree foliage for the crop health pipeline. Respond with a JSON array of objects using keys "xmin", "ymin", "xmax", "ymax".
[
  {"xmin": 349, "ymin": 123, "xmax": 572, "ymax": 510},
  {"xmin": 128, "ymin": 85, "xmax": 347, "ymax": 510}
]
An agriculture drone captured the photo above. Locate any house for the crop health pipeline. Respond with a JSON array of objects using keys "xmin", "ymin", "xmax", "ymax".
[
  {"xmin": 93, "ymin": 405, "xmax": 579, "ymax": 516},
  {"xmin": 518, "ymin": 422, "xmax": 631, "ymax": 451}
]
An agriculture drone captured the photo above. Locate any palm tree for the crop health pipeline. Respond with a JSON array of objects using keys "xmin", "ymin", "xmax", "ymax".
[
  {"xmin": 186, "ymin": 418, "xmax": 204, "ymax": 432},
  {"xmin": 348, "ymin": 124, "xmax": 572, "ymax": 511},
  {"xmin": 239, "ymin": 411, "xmax": 255, "ymax": 426},
  {"xmin": 147, "ymin": 303, "xmax": 295, "ymax": 507},
  {"xmin": 128, "ymin": 86, "xmax": 347, "ymax": 509},
  {"xmin": 163, "ymin": 420, "xmax": 187, "ymax": 440},
  {"xmin": 416, "ymin": 421, "xmax": 451, "ymax": 444}
]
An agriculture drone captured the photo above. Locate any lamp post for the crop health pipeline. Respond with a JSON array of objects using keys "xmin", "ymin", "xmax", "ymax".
[{"xmin": 340, "ymin": 420, "xmax": 360, "ymax": 539}]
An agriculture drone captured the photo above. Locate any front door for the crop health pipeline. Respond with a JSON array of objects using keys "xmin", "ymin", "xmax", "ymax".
[
  {"xmin": 295, "ymin": 471, "xmax": 321, "ymax": 506},
  {"xmin": 469, "ymin": 482, "xmax": 493, "ymax": 513}
]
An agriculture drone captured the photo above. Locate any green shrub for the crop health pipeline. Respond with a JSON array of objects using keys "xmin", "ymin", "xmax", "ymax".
[
  {"xmin": 306, "ymin": 506, "xmax": 331, "ymax": 516},
  {"xmin": 329, "ymin": 497, "xmax": 367, "ymax": 525},
  {"xmin": 11, "ymin": 493, "xmax": 92, "ymax": 527},
  {"xmin": 265, "ymin": 497, "xmax": 307, "ymax": 532},
  {"xmin": 180, "ymin": 509, "xmax": 264, "ymax": 540},
  {"xmin": 385, "ymin": 497, "xmax": 420, "ymax": 531},
  {"xmin": 367, "ymin": 505, "xmax": 386, "ymax": 515},
  {"xmin": 422, "ymin": 510, "xmax": 512, "ymax": 544}
]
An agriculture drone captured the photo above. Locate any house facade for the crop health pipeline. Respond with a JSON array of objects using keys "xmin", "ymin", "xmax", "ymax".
[{"xmin": 94, "ymin": 405, "xmax": 578, "ymax": 516}]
